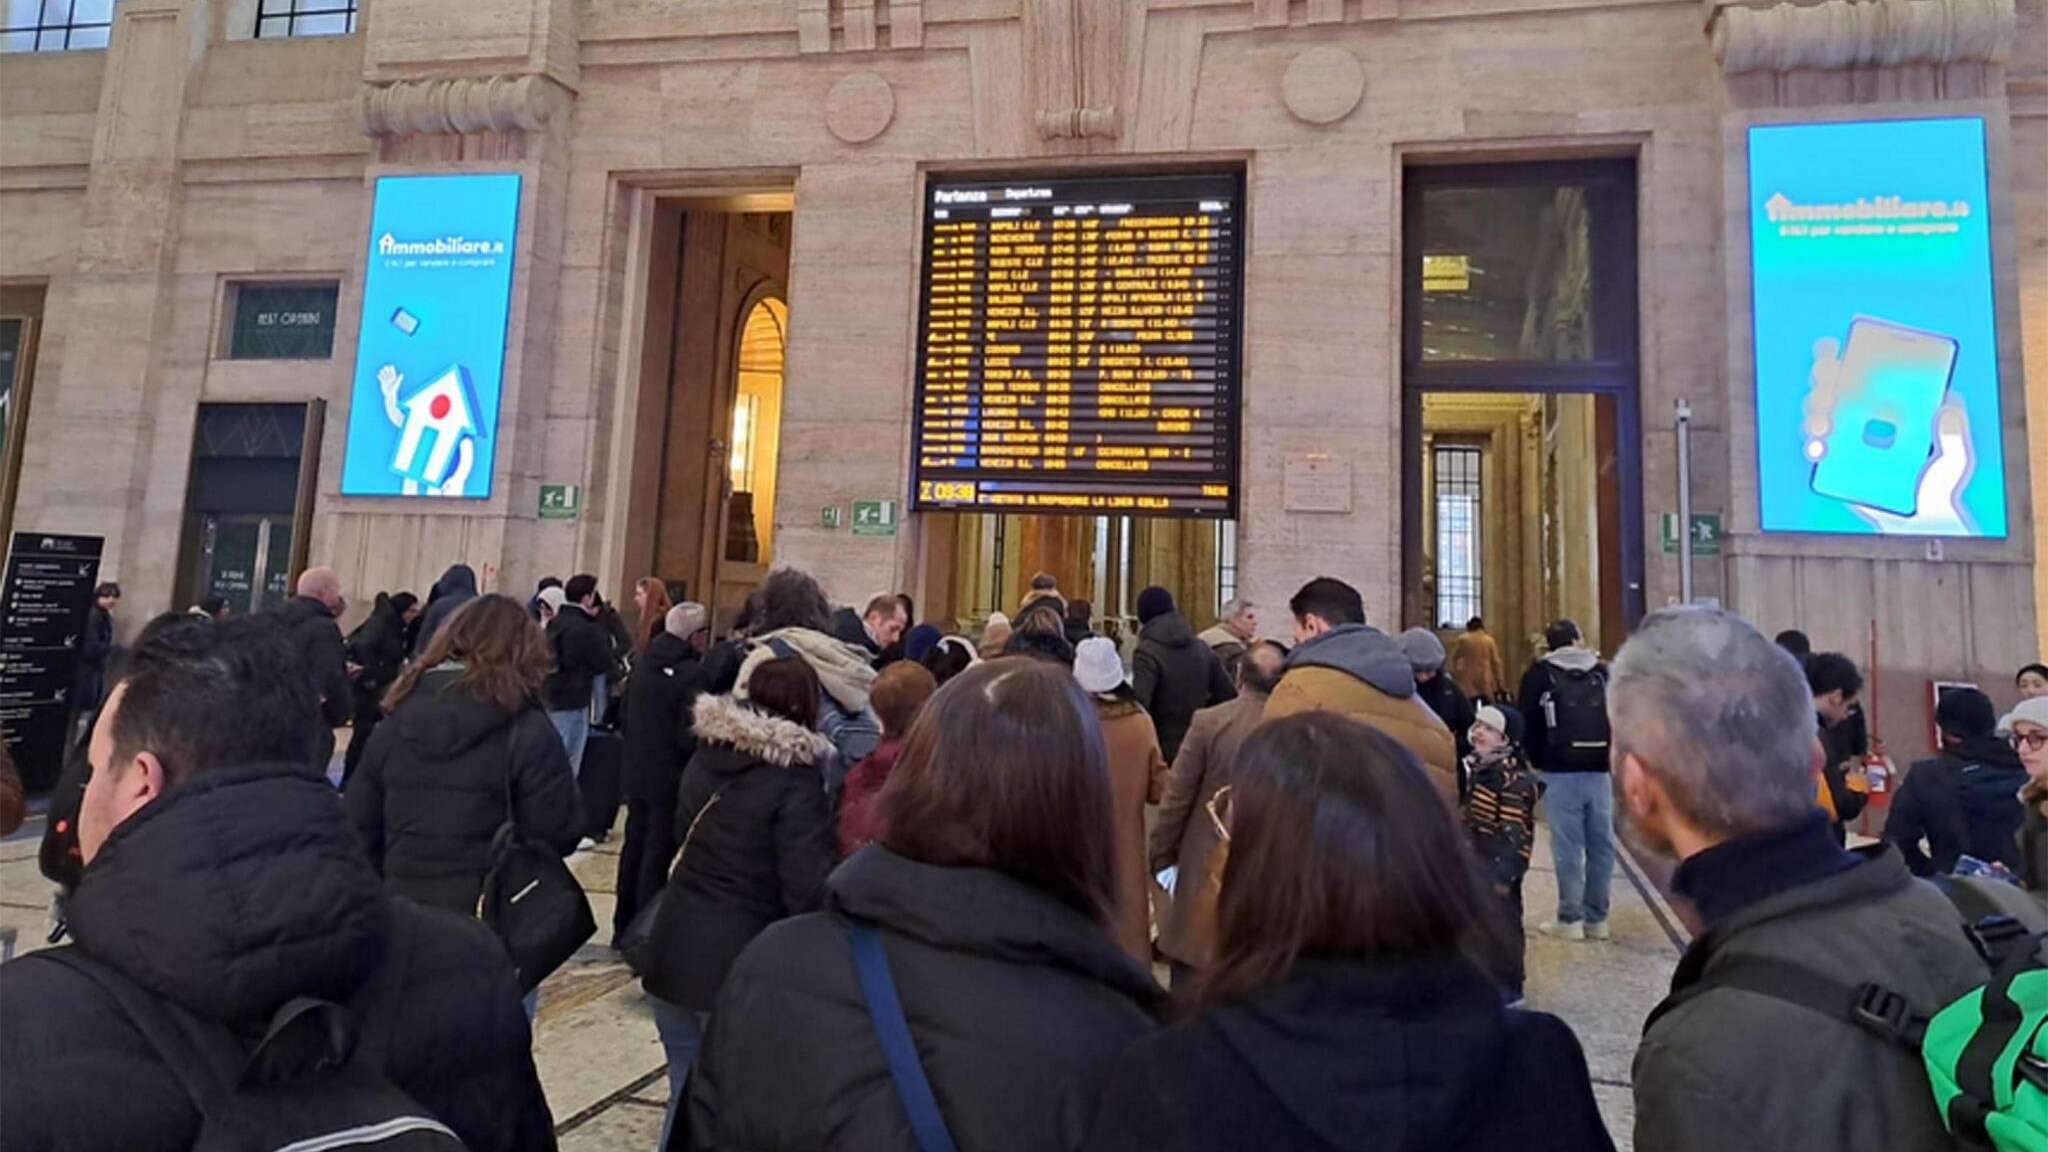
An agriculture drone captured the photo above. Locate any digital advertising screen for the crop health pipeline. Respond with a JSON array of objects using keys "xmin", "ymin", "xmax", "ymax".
[
  {"xmin": 1748, "ymin": 117, "xmax": 2005, "ymax": 538},
  {"xmin": 341, "ymin": 172, "xmax": 523, "ymax": 499},
  {"xmin": 910, "ymin": 172, "xmax": 1243, "ymax": 518}
]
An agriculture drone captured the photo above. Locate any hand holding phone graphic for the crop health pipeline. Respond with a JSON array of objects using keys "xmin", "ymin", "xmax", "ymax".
[{"xmin": 1803, "ymin": 317, "xmax": 1975, "ymax": 535}]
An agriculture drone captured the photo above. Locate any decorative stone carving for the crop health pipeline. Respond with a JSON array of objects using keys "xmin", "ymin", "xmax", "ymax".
[
  {"xmin": 1035, "ymin": 107, "xmax": 1120, "ymax": 140},
  {"xmin": 360, "ymin": 74, "xmax": 573, "ymax": 138},
  {"xmin": 825, "ymin": 72, "xmax": 895, "ymax": 144},
  {"xmin": 1282, "ymin": 47, "xmax": 1366, "ymax": 125},
  {"xmin": 1709, "ymin": 0, "xmax": 2016, "ymax": 75}
]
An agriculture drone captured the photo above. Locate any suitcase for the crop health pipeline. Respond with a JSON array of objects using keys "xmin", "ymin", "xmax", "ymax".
[{"xmin": 579, "ymin": 730, "xmax": 624, "ymax": 842}]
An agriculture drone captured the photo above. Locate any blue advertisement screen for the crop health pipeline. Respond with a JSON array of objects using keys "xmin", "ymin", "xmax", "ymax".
[
  {"xmin": 1749, "ymin": 118, "xmax": 2005, "ymax": 538},
  {"xmin": 341, "ymin": 173, "xmax": 522, "ymax": 499}
]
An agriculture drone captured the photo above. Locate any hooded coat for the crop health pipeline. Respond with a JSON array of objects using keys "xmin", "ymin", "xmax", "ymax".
[
  {"xmin": 1264, "ymin": 625, "xmax": 1458, "ymax": 803},
  {"xmin": 1514, "ymin": 646, "xmax": 1608, "ymax": 775},
  {"xmin": 344, "ymin": 668, "xmax": 584, "ymax": 914},
  {"xmin": 685, "ymin": 847, "xmax": 1163, "ymax": 1152},
  {"xmin": 738, "ymin": 626, "xmax": 883, "ymax": 768},
  {"xmin": 1081, "ymin": 957, "xmax": 1612, "ymax": 1152},
  {"xmin": 0, "ymin": 763, "xmax": 556, "ymax": 1152},
  {"xmin": 1096, "ymin": 694, "xmax": 1170, "ymax": 967},
  {"xmin": 641, "ymin": 693, "xmax": 839, "ymax": 1011},
  {"xmin": 1884, "ymin": 735, "xmax": 2029, "ymax": 876},
  {"xmin": 413, "ymin": 564, "xmax": 478, "ymax": 656},
  {"xmin": 1133, "ymin": 612, "xmax": 1236, "ymax": 763}
]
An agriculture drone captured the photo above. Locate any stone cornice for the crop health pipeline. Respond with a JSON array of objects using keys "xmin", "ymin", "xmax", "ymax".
[
  {"xmin": 1709, "ymin": 0, "xmax": 2016, "ymax": 76},
  {"xmin": 359, "ymin": 73, "xmax": 574, "ymax": 139}
]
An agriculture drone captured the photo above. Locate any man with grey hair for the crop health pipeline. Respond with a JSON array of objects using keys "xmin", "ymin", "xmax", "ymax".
[
  {"xmin": 614, "ymin": 601, "xmax": 713, "ymax": 946},
  {"xmin": 1627, "ymin": 606, "xmax": 2042, "ymax": 1152},
  {"xmin": 269, "ymin": 564, "xmax": 354, "ymax": 769},
  {"xmin": 1198, "ymin": 598, "xmax": 1258, "ymax": 679}
]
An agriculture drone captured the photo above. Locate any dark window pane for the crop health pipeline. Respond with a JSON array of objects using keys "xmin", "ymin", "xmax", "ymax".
[
  {"xmin": 228, "ymin": 282, "xmax": 340, "ymax": 360},
  {"xmin": 1418, "ymin": 185, "xmax": 1596, "ymax": 362}
]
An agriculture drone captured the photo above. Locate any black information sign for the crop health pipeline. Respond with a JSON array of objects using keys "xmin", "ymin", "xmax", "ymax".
[
  {"xmin": 911, "ymin": 172, "xmax": 1243, "ymax": 518},
  {"xmin": 229, "ymin": 282, "xmax": 340, "ymax": 360},
  {"xmin": 0, "ymin": 532, "xmax": 103, "ymax": 791}
]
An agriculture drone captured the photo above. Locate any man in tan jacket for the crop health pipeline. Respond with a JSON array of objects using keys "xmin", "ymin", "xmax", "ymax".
[{"xmin": 1264, "ymin": 577, "xmax": 1457, "ymax": 803}]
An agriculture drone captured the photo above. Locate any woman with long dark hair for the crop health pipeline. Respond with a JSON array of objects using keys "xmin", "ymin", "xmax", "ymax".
[
  {"xmin": 1084, "ymin": 712, "xmax": 1614, "ymax": 1152},
  {"xmin": 683, "ymin": 659, "xmax": 1162, "ymax": 1151},
  {"xmin": 345, "ymin": 594, "xmax": 582, "ymax": 914}
]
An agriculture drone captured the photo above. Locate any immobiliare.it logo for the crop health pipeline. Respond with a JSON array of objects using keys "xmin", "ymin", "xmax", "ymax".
[{"xmin": 377, "ymin": 232, "xmax": 506, "ymax": 257}]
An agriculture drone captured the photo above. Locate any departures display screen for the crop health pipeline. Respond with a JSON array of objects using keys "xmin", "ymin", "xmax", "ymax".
[{"xmin": 910, "ymin": 172, "xmax": 1243, "ymax": 518}]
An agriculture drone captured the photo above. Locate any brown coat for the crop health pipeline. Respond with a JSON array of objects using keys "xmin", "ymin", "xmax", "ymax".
[
  {"xmin": 1096, "ymin": 695, "xmax": 1168, "ymax": 968},
  {"xmin": 2020, "ymin": 778, "xmax": 2048, "ymax": 892},
  {"xmin": 1264, "ymin": 666, "xmax": 1458, "ymax": 805},
  {"xmin": 1447, "ymin": 629, "xmax": 1507, "ymax": 703},
  {"xmin": 1149, "ymin": 692, "xmax": 1266, "ymax": 966}
]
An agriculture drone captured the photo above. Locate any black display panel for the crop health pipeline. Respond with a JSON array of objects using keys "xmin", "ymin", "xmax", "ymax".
[{"xmin": 911, "ymin": 172, "xmax": 1243, "ymax": 518}]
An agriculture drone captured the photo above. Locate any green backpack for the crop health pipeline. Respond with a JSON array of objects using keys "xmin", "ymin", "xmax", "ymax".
[{"xmin": 1649, "ymin": 880, "xmax": 2048, "ymax": 1151}]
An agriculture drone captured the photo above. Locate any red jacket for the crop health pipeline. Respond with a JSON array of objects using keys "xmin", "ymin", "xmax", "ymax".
[{"xmin": 837, "ymin": 739, "xmax": 904, "ymax": 857}]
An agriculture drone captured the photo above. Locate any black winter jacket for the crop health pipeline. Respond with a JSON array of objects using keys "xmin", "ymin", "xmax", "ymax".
[
  {"xmin": 1885, "ymin": 736, "xmax": 2029, "ymax": 876},
  {"xmin": 345, "ymin": 668, "xmax": 584, "ymax": 914},
  {"xmin": 348, "ymin": 600, "xmax": 412, "ymax": 699},
  {"xmin": 272, "ymin": 596, "xmax": 354, "ymax": 726},
  {"xmin": 413, "ymin": 565, "xmax": 477, "ymax": 657},
  {"xmin": 1417, "ymin": 672, "xmax": 1477, "ymax": 761},
  {"xmin": 72, "ymin": 603, "xmax": 114, "ymax": 712},
  {"xmin": 0, "ymin": 763, "xmax": 555, "ymax": 1152},
  {"xmin": 545, "ymin": 607, "xmax": 613, "ymax": 713},
  {"xmin": 642, "ymin": 693, "xmax": 838, "ymax": 1010},
  {"xmin": 686, "ymin": 846, "xmax": 1164, "ymax": 1151},
  {"xmin": 1132, "ymin": 612, "xmax": 1235, "ymax": 763},
  {"xmin": 624, "ymin": 631, "xmax": 708, "ymax": 805},
  {"xmin": 1083, "ymin": 957, "xmax": 1612, "ymax": 1152}
]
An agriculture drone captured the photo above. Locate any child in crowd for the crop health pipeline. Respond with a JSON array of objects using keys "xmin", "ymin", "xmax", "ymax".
[{"xmin": 1463, "ymin": 704, "xmax": 1540, "ymax": 1003}]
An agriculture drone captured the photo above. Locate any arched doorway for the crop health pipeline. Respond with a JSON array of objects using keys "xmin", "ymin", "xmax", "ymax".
[{"xmin": 720, "ymin": 295, "xmax": 787, "ymax": 586}]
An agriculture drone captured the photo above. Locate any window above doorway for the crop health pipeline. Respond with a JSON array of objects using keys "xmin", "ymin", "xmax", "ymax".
[
  {"xmin": 2, "ymin": 0, "xmax": 112, "ymax": 52},
  {"xmin": 253, "ymin": 0, "xmax": 355, "ymax": 38}
]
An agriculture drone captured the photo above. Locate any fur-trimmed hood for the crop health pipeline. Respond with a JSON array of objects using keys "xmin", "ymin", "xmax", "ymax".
[{"xmin": 692, "ymin": 692, "xmax": 835, "ymax": 768}]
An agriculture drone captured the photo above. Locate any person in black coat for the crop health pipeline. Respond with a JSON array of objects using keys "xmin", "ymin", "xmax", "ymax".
[
  {"xmin": 543, "ymin": 575, "xmax": 615, "ymax": 775},
  {"xmin": 1885, "ymin": 687, "xmax": 2028, "ymax": 876},
  {"xmin": 1, "ymin": 615, "xmax": 555, "ymax": 1152},
  {"xmin": 684, "ymin": 659, "xmax": 1164, "ymax": 1152},
  {"xmin": 413, "ymin": 563, "xmax": 479, "ymax": 656},
  {"xmin": 1131, "ymin": 586, "xmax": 1235, "ymax": 763},
  {"xmin": 68, "ymin": 581, "xmax": 120, "ymax": 738},
  {"xmin": 342, "ymin": 590, "xmax": 418, "ymax": 785},
  {"xmin": 268, "ymin": 566, "xmax": 355, "ymax": 770},
  {"xmin": 345, "ymin": 594, "xmax": 583, "ymax": 916},
  {"xmin": 1402, "ymin": 627, "xmax": 1476, "ymax": 761},
  {"xmin": 1083, "ymin": 712, "xmax": 1611, "ymax": 1152},
  {"xmin": 614, "ymin": 602, "xmax": 712, "ymax": 945}
]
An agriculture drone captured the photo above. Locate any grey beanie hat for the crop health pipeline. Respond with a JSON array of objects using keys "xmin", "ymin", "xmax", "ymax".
[{"xmin": 1399, "ymin": 626, "xmax": 1447, "ymax": 672}]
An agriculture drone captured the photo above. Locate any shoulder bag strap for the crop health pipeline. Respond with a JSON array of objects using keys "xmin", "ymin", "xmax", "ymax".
[
  {"xmin": 1644, "ymin": 951, "xmax": 1929, "ymax": 1050},
  {"xmin": 677, "ymin": 790, "xmax": 725, "ymax": 865},
  {"xmin": 843, "ymin": 919, "xmax": 959, "ymax": 1152}
]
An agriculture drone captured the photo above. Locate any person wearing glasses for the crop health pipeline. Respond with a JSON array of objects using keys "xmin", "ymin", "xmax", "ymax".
[{"xmin": 2008, "ymin": 698, "xmax": 2048, "ymax": 890}]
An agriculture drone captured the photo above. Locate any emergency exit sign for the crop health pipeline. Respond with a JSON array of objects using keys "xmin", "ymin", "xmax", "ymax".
[
  {"xmin": 1661, "ymin": 512, "xmax": 1721, "ymax": 555},
  {"xmin": 539, "ymin": 484, "xmax": 580, "ymax": 520},
  {"xmin": 852, "ymin": 500, "xmax": 898, "ymax": 537}
]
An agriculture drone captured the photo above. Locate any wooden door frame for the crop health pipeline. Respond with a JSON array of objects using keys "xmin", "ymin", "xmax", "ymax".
[{"xmin": 1398, "ymin": 158, "xmax": 1644, "ymax": 644}]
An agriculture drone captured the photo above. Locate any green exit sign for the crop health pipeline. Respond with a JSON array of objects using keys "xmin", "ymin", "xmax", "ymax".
[
  {"xmin": 851, "ymin": 499, "xmax": 898, "ymax": 537},
  {"xmin": 539, "ymin": 484, "xmax": 580, "ymax": 520},
  {"xmin": 1661, "ymin": 512, "xmax": 1721, "ymax": 555}
]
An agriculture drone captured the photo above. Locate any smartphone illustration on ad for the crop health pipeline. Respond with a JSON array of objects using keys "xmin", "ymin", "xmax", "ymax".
[{"xmin": 1809, "ymin": 316, "xmax": 1959, "ymax": 517}]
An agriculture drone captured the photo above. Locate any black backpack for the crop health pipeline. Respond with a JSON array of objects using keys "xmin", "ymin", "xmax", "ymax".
[
  {"xmin": 1541, "ymin": 666, "xmax": 1611, "ymax": 768},
  {"xmin": 38, "ymin": 947, "xmax": 471, "ymax": 1151}
]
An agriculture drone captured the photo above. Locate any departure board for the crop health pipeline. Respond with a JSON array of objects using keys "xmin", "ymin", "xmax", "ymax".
[{"xmin": 911, "ymin": 172, "xmax": 1242, "ymax": 518}]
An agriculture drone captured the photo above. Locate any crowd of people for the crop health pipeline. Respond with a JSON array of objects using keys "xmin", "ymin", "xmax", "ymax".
[{"xmin": 7, "ymin": 557, "xmax": 2048, "ymax": 1152}]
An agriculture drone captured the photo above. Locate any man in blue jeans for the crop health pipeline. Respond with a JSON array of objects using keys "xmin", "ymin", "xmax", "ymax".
[
  {"xmin": 1517, "ymin": 619, "xmax": 1615, "ymax": 941},
  {"xmin": 543, "ymin": 574, "xmax": 613, "ymax": 778}
]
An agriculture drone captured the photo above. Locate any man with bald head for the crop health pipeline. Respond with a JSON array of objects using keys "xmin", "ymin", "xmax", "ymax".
[{"xmin": 268, "ymin": 565, "xmax": 354, "ymax": 770}]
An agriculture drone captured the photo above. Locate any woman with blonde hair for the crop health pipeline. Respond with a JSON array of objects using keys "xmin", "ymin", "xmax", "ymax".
[{"xmin": 346, "ymin": 593, "xmax": 583, "ymax": 915}]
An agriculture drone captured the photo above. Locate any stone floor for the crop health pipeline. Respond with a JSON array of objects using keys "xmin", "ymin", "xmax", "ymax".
[{"xmin": 0, "ymin": 801, "xmax": 1686, "ymax": 1150}]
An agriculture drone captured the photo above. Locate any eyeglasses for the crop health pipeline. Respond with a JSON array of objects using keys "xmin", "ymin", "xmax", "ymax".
[{"xmin": 2013, "ymin": 731, "xmax": 2048, "ymax": 754}]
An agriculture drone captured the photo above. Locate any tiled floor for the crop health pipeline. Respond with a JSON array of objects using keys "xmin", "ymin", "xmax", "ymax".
[{"xmin": 0, "ymin": 803, "xmax": 1684, "ymax": 1150}]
